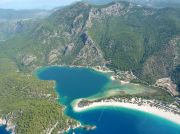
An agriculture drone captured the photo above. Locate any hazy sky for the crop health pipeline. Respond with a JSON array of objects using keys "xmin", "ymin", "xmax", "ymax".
[{"xmin": 0, "ymin": 0, "xmax": 81, "ymax": 9}]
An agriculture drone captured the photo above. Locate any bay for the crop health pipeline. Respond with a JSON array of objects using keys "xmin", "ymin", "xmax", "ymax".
[{"xmin": 37, "ymin": 66, "xmax": 180, "ymax": 134}]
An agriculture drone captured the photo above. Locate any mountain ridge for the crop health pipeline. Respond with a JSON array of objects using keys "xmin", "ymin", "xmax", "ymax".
[
  {"xmin": 0, "ymin": 1, "xmax": 180, "ymax": 133},
  {"xmin": 84, "ymin": 0, "xmax": 180, "ymax": 8},
  {"xmin": 1, "ymin": 1, "xmax": 180, "ymax": 93}
]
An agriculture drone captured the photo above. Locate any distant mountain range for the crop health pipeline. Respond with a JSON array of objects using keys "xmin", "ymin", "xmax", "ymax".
[
  {"xmin": 0, "ymin": 9, "xmax": 50, "ymax": 21},
  {"xmin": 0, "ymin": 9, "xmax": 51, "ymax": 41},
  {"xmin": 0, "ymin": 1, "xmax": 180, "ymax": 92},
  {"xmin": 84, "ymin": 0, "xmax": 180, "ymax": 8}
]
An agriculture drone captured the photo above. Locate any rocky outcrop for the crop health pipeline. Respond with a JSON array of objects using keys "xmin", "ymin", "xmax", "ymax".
[
  {"xmin": 48, "ymin": 49, "xmax": 61, "ymax": 64},
  {"xmin": 21, "ymin": 54, "xmax": 37, "ymax": 66},
  {"xmin": 71, "ymin": 14, "xmax": 84, "ymax": 35},
  {"xmin": 155, "ymin": 78, "xmax": 179, "ymax": 96},
  {"xmin": 73, "ymin": 32, "xmax": 105, "ymax": 66},
  {"xmin": 101, "ymin": 3, "xmax": 126, "ymax": 16},
  {"xmin": 86, "ymin": 3, "xmax": 132, "ymax": 28},
  {"xmin": 63, "ymin": 43, "xmax": 74, "ymax": 56},
  {"xmin": 80, "ymin": 125, "xmax": 97, "ymax": 131},
  {"xmin": 0, "ymin": 116, "xmax": 15, "ymax": 134},
  {"xmin": 48, "ymin": 43, "xmax": 75, "ymax": 64},
  {"xmin": 116, "ymin": 71, "xmax": 137, "ymax": 81}
]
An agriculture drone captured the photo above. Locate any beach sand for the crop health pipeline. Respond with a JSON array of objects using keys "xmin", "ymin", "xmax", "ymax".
[
  {"xmin": 120, "ymin": 80, "xmax": 130, "ymax": 85},
  {"xmin": 91, "ymin": 66, "xmax": 113, "ymax": 73},
  {"xmin": 73, "ymin": 100, "xmax": 180, "ymax": 125}
]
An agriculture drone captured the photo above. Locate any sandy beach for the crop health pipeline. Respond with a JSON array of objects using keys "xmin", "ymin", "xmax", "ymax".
[
  {"xmin": 91, "ymin": 66, "xmax": 113, "ymax": 73},
  {"xmin": 120, "ymin": 80, "xmax": 130, "ymax": 85},
  {"xmin": 73, "ymin": 100, "xmax": 180, "ymax": 125}
]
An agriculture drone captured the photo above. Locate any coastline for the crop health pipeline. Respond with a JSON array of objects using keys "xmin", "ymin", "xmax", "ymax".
[
  {"xmin": 58, "ymin": 122, "xmax": 82, "ymax": 134},
  {"xmin": 120, "ymin": 80, "xmax": 130, "ymax": 85},
  {"xmin": 91, "ymin": 66, "xmax": 114, "ymax": 73},
  {"xmin": 0, "ymin": 118, "xmax": 15, "ymax": 134},
  {"xmin": 35, "ymin": 65, "xmax": 180, "ymax": 127},
  {"xmin": 73, "ymin": 98, "xmax": 180, "ymax": 125},
  {"xmin": 34, "ymin": 65, "xmax": 113, "ymax": 75},
  {"xmin": 34, "ymin": 66, "xmax": 87, "ymax": 134}
]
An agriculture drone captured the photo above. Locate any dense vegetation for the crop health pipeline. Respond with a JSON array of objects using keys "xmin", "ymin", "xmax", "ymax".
[
  {"xmin": 0, "ymin": 1, "xmax": 180, "ymax": 133},
  {"xmin": 89, "ymin": 3, "xmax": 180, "ymax": 83},
  {"xmin": 0, "ymin": 3, "xmax": 94, "ymax": 72},
  {"xmin": 1, "ymin": 2, "xmax": 180, "ymax": 84},
  {"xmin": 0, "ymin": 58, "xmax": 78, "ymax": 133},
  {"xmin": 171, "ymin": 65, "xmax": 180, "ymax": 92},
  {"xmin": 84, "ymin": 0, "xmax": 180, "ymax": 8}
]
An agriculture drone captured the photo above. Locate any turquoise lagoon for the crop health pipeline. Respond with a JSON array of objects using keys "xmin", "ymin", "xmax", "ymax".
[{"xmin": 37, "ymin": 66, "xmax": 180, "ymax": 134}]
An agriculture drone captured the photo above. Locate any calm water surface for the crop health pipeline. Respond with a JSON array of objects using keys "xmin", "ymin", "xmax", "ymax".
[
  {"xmin": 37, "ymin": 66, "xmax": 110, "ymax": 104},
  {"xmin": 0, "ymin": 126, "xmax": 10, "ymax": 134},
  {"xmin": 37, "ymin": 66, "xmax": 180, "ymax": 134}
]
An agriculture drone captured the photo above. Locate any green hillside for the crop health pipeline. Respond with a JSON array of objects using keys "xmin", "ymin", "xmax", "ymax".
[
  {"xmin": 0, "ymin": 2, "xmax": 180, "ymax": 132},
  {"xmin": 89, "ymin": 4, "xmax": 180, "ymax": 83},
  {"xmin": 0, "ymin": 58, "xmax": 78, "ymax": 133},
  {"xmin": 1, "ymin": 2, "xmax": 180, "ymax": 83}
]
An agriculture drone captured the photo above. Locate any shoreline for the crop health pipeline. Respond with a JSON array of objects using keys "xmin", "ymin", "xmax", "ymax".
[
  {"xmin": 91, "ymin": 66, "xmax": 114, "ymax": 73},
  {"xmin": 34, "ymin": 65, "xmax": 100, "ymax": 134},
  {"xmin": 35, "ymin": 65, "xmax": 180, "ymax": 126},
  {"xmin": 73, "ymin": 99, "xmax": 180, "ymax": 125},
  {"xmin": 120, "ymin": 80, "xmax": 130, "ymax": 85},
  {"xmin": 0, "ymin": 118, "xmax": 15, "ymax": 134},
  {"xmin": 35, "ymin": 65, "xmax": 114, "ymax": 74}
]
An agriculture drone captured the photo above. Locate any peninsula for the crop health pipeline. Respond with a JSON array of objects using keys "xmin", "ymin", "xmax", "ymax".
[{"xmin": 73, "ymin": 97, "xmax": 180, "ymax": 125}]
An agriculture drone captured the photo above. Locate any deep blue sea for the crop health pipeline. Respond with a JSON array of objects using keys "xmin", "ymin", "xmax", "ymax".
[
  {"xmin": 66, "ymin": 107, "xmax": 180, "ymax": 134},
  {"xmin": 0, "ymin": 126, "xmax": 10, "ymax": 134},
  {"xmin": 36, "ymin": 66, "xmax": 180, "ymax": 134}
]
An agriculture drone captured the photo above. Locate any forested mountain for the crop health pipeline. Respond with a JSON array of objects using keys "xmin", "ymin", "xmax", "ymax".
[
  {"xmin": 0, "ymin": 1, "xmax": 180, "ymax": 133},
  {"xmin": 0, "ymin": 9, "xmax": 50, "ymax": 20},
  {"xmin": 84, "ymin": 0, "xmax": 180, "ymax": 8},
  {"xmin": 1, "ymin": 1, "xmax": 180, "ymax": 84},
  {"xmin": 0, "ymin": 9, "xmax": 50, "ymax": 41}
]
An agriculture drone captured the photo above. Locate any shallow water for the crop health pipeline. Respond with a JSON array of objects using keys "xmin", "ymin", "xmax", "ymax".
[{"xmin": 37, "ymin": 66, "xmax": 180, "ymax": 134}]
